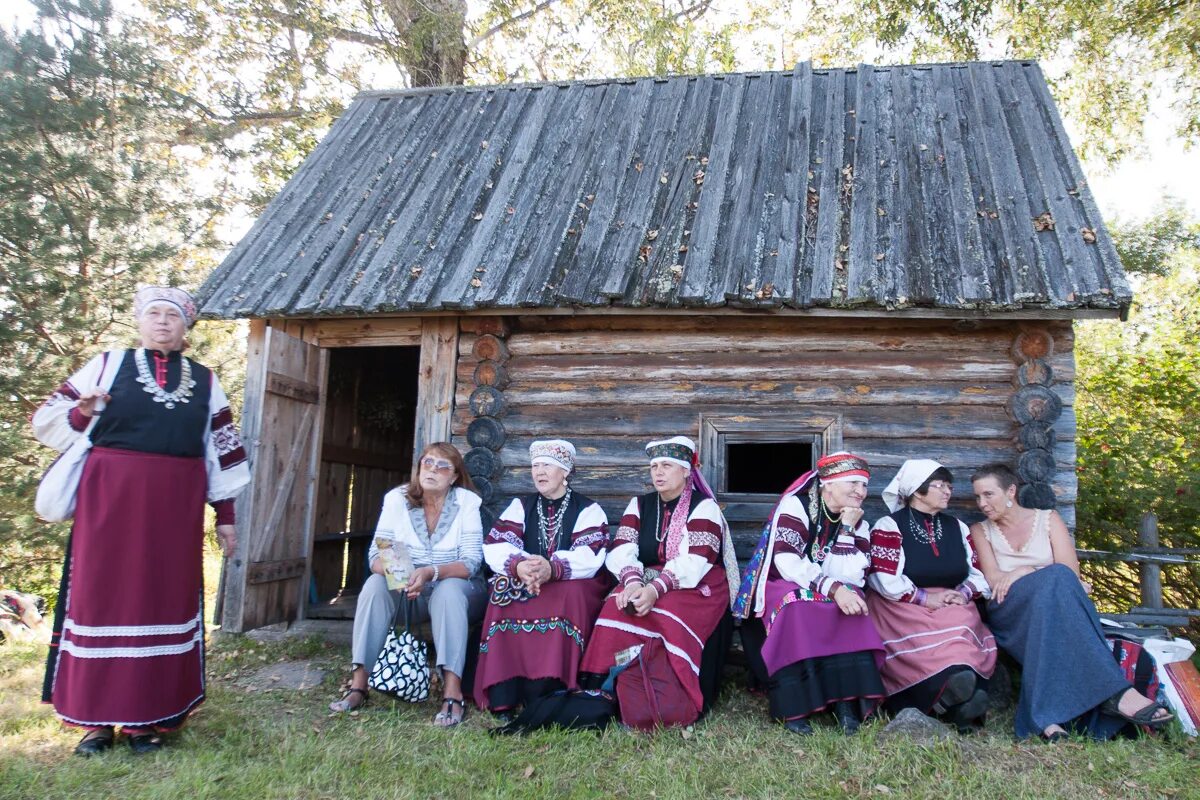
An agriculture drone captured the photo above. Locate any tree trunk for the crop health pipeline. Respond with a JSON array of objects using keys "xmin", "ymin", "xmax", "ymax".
[{"xmin": 380, "ymin": 0, "xmax": 468, "ymax": 86}]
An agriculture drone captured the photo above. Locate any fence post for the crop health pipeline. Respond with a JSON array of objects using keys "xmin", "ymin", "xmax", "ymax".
[{"xmin": 1138, "ymin": 512, "xmax": 1163, "ymax": 609}]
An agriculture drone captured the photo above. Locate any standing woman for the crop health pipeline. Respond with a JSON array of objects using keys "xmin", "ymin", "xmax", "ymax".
[
  {"xmin": 329, "ymin": 443, "xmax": 487, "ymax": 728},
  {"xmin": 579, "ymin": 437, "xmax": 739, "ymax": 723},
  {"xmin": 33, "ymin": 287, "xmax": 250, "ymax": 756},
  {"xmin": 867, "ymin": 460, "xmax": 995, "ymax": 731},
  {"xmin": 474, "ymin": 440, "xmax": 611, "ymax": 717},
  {"xmin": 969, "ymin": 463, "xmax": 1171, "ymax": 740}
]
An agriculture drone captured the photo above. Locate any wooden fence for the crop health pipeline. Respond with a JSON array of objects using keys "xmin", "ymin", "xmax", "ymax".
[{"xmin": 1077, "ymin": 512, "xmax": 1200, "ymax": 628}]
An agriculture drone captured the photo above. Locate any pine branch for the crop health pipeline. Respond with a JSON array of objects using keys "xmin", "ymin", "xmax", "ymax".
[{"xmin": 260, "ymin": 9, "xmax": 391, "ymax": 48}]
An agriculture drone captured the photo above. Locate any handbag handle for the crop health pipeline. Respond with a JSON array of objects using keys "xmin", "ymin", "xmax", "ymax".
[{"xmin": 401, "ymin": 596, "xmax": 419, "ymax": 635}]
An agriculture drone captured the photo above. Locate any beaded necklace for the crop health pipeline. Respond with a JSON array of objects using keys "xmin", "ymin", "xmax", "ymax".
[
  {"xmin": 907, "ymin": 508, "xmax": 943, "ymax": 557},
  {"xmin": 536, "ymin": 487, "xmax": 572, "ymax": 555},
  {"xmin": 134, "ymin": 348, "xmax": 195, "ymax": 409},
  {"xmin": 805, "ymin": 492, "xmax": 839, "ymax": 563}
]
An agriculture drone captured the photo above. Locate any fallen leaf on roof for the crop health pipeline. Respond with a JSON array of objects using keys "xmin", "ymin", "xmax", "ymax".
[
  {"xmin": 470, "ymin": 278, "xmax": 482, "ymax": 288},
  {"xmin": 646, "ymin": 229, "xmax": 659, "ymax": 241},
  {"xmin": 1033, "ymin": 212, "xmax": 1055, "ymax": 231},
  {"xmin": 1081, "ymin": 227, "xmax": 1096, "ymax": 243},
  {"xmin": 473, "ymin": 212, "xmax": 483, "ymax": 220}
]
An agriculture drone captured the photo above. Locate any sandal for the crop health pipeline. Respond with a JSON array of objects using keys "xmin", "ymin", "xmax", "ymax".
[
  {"xmin": 329, "ymin": 687, "xmax": 368, "ymax": 713},
  {"xmin": 1040, "ymin": 724, "xmax": 1068, "ymax": 743},
  {"xmin": 1100, "ymin": 689, "xmax": 1174, "ymax": 728},
  {"xmin": 73, "ymin": 726, "xmax": 114, "ymax": 757},
  {"xmin": 433, "ymin": 697, "xmax": 466, "ymax": 728}
]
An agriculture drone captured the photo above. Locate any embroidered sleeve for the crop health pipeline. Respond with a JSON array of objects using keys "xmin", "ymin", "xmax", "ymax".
[
  {"xmin": 606, "ymin": 497, "xmax": 644, "ymax": 586},
  {"xmin": 867, "ymin": 516, "xmax": 919, "ymax": 603},
  {"xmin": 771, "ymin": 494, "xmax": 824, "ymax": 591},
  {"xmin": 204, "ymin": 372, "xmax": 251, "ymax": 504},
  {"xmin": 483, "ymin": 498, "xmax": 529, "ymax": 576},
  {"xmin": 655, "ymin": 498, "xmax": 723, "ymax": 594},
  {"xmin": 551, "ymin": 501, "xmax": 609, "ymax": 581},
  {"xmin": 31, "ymin": 352, "xmax": 108, "ymax": 452},
  {"xmin": 822, "ymin": 520, "xmax": 871, "ymax": 590}
]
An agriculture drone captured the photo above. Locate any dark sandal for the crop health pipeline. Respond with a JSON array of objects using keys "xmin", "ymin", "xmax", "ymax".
[
  {"xmin": 127, "ymin": 732, "xmax": 163, "ymax": 754},
  {"xmin": 73, "ymin": 727, "xmax": 114, "ymax": 757},
  {"xmin": 434, "ymin": 697, "xmax": 466, "ymax": 727},
  {"xmin": 1100, "ymin": 691, "xmax": 1174, "ymax": 728},
  {"xmin": 329, "ymin": 687, "xmax": 368, "ymax": 713}
]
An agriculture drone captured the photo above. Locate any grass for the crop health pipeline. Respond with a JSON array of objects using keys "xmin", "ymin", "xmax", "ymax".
[{"xmin": 1, "ymin": 633, "xmax": 1198, "ymax": 800}]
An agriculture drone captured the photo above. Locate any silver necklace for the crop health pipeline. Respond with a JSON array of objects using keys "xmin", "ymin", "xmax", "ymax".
[
  {"xmin": 536, "ymin": 487, "xmax": 571, "ymax": 554},
  {"xmin": 134, "ymin": 348, "xmax": 195, "ymax": 409},
  {"xmin": 908, "ymin": 509, "xmax": 943, "ymax": 555}
]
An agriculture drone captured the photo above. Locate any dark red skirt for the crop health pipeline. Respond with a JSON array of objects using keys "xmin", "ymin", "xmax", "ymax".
[
  {"xmin": 44, "ymin": 447, "xmax": 207, "ymax": 729},
  {"xmin": 579, "ymin": 567, "xmax": 728, "ymax": 713},
  {"xmin": 473, "ymin": 575, "xmax": 609, "ymax": 710}
]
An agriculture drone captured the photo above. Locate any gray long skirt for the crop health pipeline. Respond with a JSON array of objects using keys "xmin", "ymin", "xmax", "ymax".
[{"xmin": 987, "ymin": 564, "xmax": 1130, "ymax": 739}]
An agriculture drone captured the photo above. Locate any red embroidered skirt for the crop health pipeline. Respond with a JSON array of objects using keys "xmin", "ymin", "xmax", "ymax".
[
  {"xmin": 579, "ymin": 567, "xmax": 727, "ymax": 713},
  {"xmin": 473, "ymin": 575, "xmax": 609, "ymax": 710},
  {"xmin": 45, "ymin": 447, "xmax": 207, "ymax": 729}
]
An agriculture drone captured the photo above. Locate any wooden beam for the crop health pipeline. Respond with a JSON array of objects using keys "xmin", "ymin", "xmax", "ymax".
[
  {"xmin": 414, "ymin": 317, "xmax": 460, "ymax": 462},
  {"xmin": 247, "ymin": 557, "xmax": 308, "ymax": 585},
  {"xmin": 296, "ymin": 347, "xmax": 329, "ymax": 622},
  {"xmin": 311, "ymin": 318, "xmax": 422, "ymax": 347},
  {"xmin": 266, "ymin": 370, "xmax": 321, "ymax": 404},
  {"xmin": 220, "ymin": 318, "xmax": 268, "ymax": 632}
]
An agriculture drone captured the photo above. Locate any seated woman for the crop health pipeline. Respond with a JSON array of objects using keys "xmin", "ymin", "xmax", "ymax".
[
  {"xmin": 867, "ymin": 459, "xmax": 996, "ymax": 731},
  {"xmin": 735, "ymin": 453, "xmax": 886, "ymax": 735},
  {"xmin": 329, "ymin": 443, "xmax": 487, "ymax": 727},
  {"xmin": 970, "ymin": 463, "xmax": 1172, "ymax": 740},
  {"xmin": 474, "ymin": 440, "xmax": 611, "ymax": 717},
  {"xmin": 579, "ymin": 436, "xmax": 738, "ymax": 723}
]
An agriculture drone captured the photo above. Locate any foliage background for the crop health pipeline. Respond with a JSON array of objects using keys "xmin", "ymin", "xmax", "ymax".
[{"xmin": 1, "ymin": 0, "xmax": 1197, "ymax": 613}]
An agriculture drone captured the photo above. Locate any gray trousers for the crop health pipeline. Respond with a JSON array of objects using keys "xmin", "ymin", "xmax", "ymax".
[{"xmin": 351, "ymin": 573, "xmax": 487, "ymax": 678}]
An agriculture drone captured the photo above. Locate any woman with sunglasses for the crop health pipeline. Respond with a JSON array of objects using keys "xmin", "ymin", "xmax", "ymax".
[
  {"xmin": 330, "ymin": 443, "xmax": 486, "ymax": 727},
  {"xmin": 867, "ymin": 460, "xmax": 996, "ymax": 731}
]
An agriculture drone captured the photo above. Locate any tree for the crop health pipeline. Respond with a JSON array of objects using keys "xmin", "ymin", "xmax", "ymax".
[
  {"xmin": 1074, "ymin": 200, "xmax": 1200, "ymax": 612},
  {"xmin": 736, "ymin": 0, "xmax": 1200, "ymax": 164},
  {"xmin": 0, "ymin": 0, "xmax": 218, "ymax": 596}
]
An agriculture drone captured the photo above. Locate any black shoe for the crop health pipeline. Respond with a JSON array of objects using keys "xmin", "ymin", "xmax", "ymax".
[
  {"xmin": 948, "ymin": 688, "xmax": 990, "ymax": 730},
  {"xmin": 833, "ymin": 701, "xmax": 861, "ymax": 735},
  {"xmin": 784, "ymin": 717, "xmax": 813, "ymax": 735},
  {"xmin": 492, "ymin": 710, "xmax": 516, "ymax": 725},
  {"xmin": 932, "ymin": 670, "xmax": 977, "ymax": 716},
  {"xmin": 127, "ymin": 733, "xmax": 163, "ymax": 755},
  {"xmin": 73, "ymin": 727, "xmax": 114, "ymax": 757}
]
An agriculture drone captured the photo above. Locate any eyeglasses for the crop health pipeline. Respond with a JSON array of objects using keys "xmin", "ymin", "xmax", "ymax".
[
  {"xmin": 926, "ymin": 481, "xmax": 953, "ymax": 493},
  {"xmin": 421, "ymin": 457, "xmax": 454, "ymax": 473}
]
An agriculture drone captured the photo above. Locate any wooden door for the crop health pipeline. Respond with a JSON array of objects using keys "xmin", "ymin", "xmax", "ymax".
[{"xmin": 221, "ymin": 321, "xmax": 328, "ymax": 632}]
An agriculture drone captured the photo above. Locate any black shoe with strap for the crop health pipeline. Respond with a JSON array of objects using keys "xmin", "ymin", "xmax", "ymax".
[
  {"xmin": 783, "ymin": 717, "xmax": 813, "ymax": 736},
  {"xmin": 73, "ymin": 727, "xmax": 114, "ymax": 757},
  {"xmin": 127, "ymin": 731, "xmax": 164, "ymax": 755}
]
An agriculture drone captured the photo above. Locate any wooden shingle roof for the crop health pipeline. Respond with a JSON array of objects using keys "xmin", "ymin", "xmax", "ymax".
[{"xmin": 198, "ymin": 61, "xmax": 1131, "ymax": 318}]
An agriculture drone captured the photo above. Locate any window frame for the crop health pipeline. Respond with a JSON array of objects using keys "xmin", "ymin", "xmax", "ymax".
[{"xmin": 699, "ymin": 413, "xmax": 843, "ymax": 523}]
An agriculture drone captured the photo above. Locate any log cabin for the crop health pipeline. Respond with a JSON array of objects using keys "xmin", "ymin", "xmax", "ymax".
[{"xmin": 197, "ymin": 61, "xmax": 1131, "ymax": 633}]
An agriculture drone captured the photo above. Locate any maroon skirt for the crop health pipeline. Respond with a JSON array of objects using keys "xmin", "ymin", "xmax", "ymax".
[
  {"xmin": 580, "ymin": 567, "xmax": 728, "ymax": 714},
  {"xmin": 473, "ymin": 574, "xmax": 609, "ymax": 710},
  {"xmin": 44, "ymin": 447, "xmax": 207, "ymax": 729}
]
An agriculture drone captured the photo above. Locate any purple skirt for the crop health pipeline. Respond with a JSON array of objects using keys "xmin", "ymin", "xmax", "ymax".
[{"xmin": 760, "ymin": 579, "xmax": 885, "ymax": 677}]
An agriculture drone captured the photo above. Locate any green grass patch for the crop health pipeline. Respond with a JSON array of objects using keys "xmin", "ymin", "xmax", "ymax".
[{"xmin": 1, "ymin": 636, "xmax": 1197, "ymax": 800}]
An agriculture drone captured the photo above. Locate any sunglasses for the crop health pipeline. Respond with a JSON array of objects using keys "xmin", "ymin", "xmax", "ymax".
[{"xmin": 421, "ymin": 457, "xmax": 455, "ymax": 473}]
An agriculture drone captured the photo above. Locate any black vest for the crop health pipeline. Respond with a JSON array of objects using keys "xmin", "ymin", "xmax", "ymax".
[
  {"xmin": 519, "ymin": 491, "xmax": 594, "ymax": 557},
  {"xmin": 893, "ymin": 507, "xmax": 968, "ymax": 588},
  {"xmin": 91, "ymin": 350, "xmax": 211, "ymax": 457},
  {"xmin": 635, "ymin": 491, "xmax": 706, "ymax": 567}
]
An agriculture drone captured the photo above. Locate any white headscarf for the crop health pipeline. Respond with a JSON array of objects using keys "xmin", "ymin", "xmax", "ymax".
[
  {"xmin": 882, "ymin": 459, "xmax": 944, "ymax": 513},
  {"xmin": 529, "ymin": 439, "xmax": 575, "ymax": 472},
  {"xmin": 645, "ymin": 436, "xmax": 695, "ymax": 469}
]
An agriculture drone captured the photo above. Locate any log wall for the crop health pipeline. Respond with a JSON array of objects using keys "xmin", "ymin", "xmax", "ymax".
[{"xmin": 451, "ymin": 315, "xmax": 1076, "ymax": 557}]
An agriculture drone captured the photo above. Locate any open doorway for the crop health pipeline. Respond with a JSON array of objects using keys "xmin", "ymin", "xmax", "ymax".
[{"xmin": 308, "ymin": 346, "xmax": 420, "ymax": 619}]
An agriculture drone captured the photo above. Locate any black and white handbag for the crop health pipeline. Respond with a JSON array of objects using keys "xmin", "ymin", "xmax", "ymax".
[{"xmin": 368, "ymin": 599, "xmax": 430, "ymax": 702}]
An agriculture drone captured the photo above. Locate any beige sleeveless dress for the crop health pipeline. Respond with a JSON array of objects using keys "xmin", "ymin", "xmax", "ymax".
[{"xmin": 981, "ymin": 509, "xmax": 1053, "ymax": 572}]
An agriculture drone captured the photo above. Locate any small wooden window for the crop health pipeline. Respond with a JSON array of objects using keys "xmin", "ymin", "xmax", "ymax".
[{"xmin": 700, "ymin": 413, "xmax": 843, "ymax": 523}]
